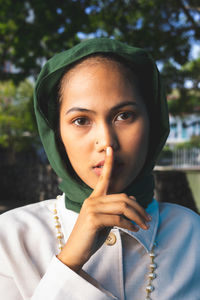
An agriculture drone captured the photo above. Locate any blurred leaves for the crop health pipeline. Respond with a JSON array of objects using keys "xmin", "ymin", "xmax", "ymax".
[
  {"xmin": 0, "ymin": 0, "xmax": 90, "ymax": 82},
  {"xmin": 167, "ymin": 89, "xmax": 200, "ymax": 115},
  {"xmin": 88, "ymin": 0, "xmax": 200, "ymax": 63},
  {"xmin": 166, "ymin": 56, "xmax": 200, "ymax": 115},
  {"xmin": 0, "ymin": 0, "xmax": 200, "ymax": 118},
  {"xmin": 0, "ymin": 80, "xmax": 37, "ymax": 157},
  {"xmin": 0, "ymin": 0, "xmax": 200, "ymax": 84},
  {"xmin": 174, "ymin": 135, "xmax": 200, "ymax": 149}
]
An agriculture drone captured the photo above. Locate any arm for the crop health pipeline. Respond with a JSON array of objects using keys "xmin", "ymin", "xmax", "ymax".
[
  {"xmin": 31, "ymin": 256, "xmax": 118, "ymax": 300},
  {"xmin": 57, "ymin": 147, "xmax": 150, "ymax": 272},
  {"xmin": 0, "ymin": 257, "xmax": 117, "ymax": 300},
  {"xmin": 0, "ymin": 148, "xmax": 150, "ymax": 299}
]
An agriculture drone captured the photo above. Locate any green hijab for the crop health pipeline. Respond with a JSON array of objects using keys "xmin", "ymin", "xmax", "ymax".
[{"xmin": 34, "ymin": 38, "xmax": 169, "ymax": 213}]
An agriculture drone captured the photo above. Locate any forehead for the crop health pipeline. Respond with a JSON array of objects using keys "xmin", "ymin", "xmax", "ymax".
[
  {"xmin": 64, "ymin": 56, "xmax": 134, "ymax": 83},
  {"xmin": 59, "ymin": 61, "xmax": 145, "ymax": 112},
  {"xmin": 59, "ymin": 56, "xmax": 140, "ymax": 100}
]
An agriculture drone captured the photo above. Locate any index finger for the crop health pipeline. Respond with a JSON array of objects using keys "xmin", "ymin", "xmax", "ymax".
[{"xmin": 91, "ymin": 146, "xmax": 113, "ymax": 197}]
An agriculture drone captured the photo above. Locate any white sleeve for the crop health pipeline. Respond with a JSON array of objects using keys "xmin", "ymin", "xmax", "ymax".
[
  {"xmin": 31, "ymin": 256, "xmax": 118, "ymax": 300},
  {"xmin": 0, "ymin": 273, "xmax": 22, "ymax": 300},
  {"xmin": 0, "ymin": 256, "xmax": 118, "ymax": 300}
]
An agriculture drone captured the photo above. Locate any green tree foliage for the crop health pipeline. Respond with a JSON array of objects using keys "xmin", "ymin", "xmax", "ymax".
[
  {"xmin": 167, "ymin": 87, "xmax": 200, "ymax": 115},
  {"xmin": 0, "ymin": 80, "xmax": 37, "ymax": 160},
  {"xmin": 175, "ymin": 135, "xmax": 200, "ymax": 149},
  {"xmin": 182, "ymin": 57, "xmax": 200, "ymax": 90},
  {"xmin": 88, "ymin": 0, "xmax": 200, "ymax": 111},
  {"xmin": 166, "ymin": 56, "xmax": 200, "ymax": 115},
  {"xmin": 0, "ymin": 0, "xmax": 199, "ymax": 116},
  {"xmin": 88, "ymin": 0, "xmax": 200, "ymax": 65},
  {"xmin": 0, "ymin": 0, "xmax": 90, "ymax": 82},
  {"xmin": 0, "ymin": 0, "xmax": 200, "ymax": 83}
]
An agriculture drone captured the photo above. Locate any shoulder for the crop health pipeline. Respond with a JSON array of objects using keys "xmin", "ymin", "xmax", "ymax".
[
  {"xmin": 0, "ymin": 199, "xmax": 59, "ymax": 278},
  {"xmin": 155, "ymin": 203, "xmax": 200, "ymax": 297},
  {"xmin": 159, "ymin": 201, "xmax": 200, "ymax": 225},
  {"xmin": 157, "ymin": 201, "xmax": 200, "ymax": 244},
  {"xmin": 0, "ymin": 199, "xmax": 56, "ymax": 232},
  {"xmin": 0, "ymin": 199, "xmax": 58, "ymax": 257}
]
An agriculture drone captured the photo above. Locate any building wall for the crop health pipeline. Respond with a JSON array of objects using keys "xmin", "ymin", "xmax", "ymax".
[{"xmin": 167, "ymin": 114, "xmax": 200, "ymax": 144}]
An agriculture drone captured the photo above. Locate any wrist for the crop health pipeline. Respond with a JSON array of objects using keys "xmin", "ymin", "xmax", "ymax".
[{"xmin": 56, "ymin": 253, "xmax": 83, "ymax": 273}]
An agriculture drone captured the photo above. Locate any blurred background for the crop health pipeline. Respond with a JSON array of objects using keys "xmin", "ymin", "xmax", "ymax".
[{"xmin": 0, "ymin": 0, "xmax": 200, "ymax": 214}]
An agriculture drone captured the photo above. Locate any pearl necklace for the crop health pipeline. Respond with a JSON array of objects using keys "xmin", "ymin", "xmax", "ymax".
[
  {"xmin": 145, "ymin": 242, "xmax": 157, "ymax": 300},
  {"xmin": 53, "ymin": 196, "xmax": 157, "ymax": 299},
  {"xmin": 53, "ymin": 197, "xmax": 65, "ymax": 251}
]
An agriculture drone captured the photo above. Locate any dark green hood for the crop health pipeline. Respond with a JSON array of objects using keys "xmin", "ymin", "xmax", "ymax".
[{"xmin": 34, "ymin": 38, "xmax": 169, "ymax": 213}]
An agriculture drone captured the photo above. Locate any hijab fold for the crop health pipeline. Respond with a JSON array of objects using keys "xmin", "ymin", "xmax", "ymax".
[{"xmin": 34, "ymin": 38, "xmax": 169, "ymax": 213}]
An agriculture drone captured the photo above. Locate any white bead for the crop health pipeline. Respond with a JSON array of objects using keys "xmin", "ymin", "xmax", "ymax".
[
  {"xmin": 150, "ymin": 263, "xmax": 157, "ymax": 270},
  {"xmin": 146, "ymin": 285, "xmax": 154, "ymax": 292},
  {"xmin": 57, "ymin": 234, "xmax": 63, "ymax": 239},
  {"xmin": 149, "ymin": 252, "xmax": 155, "ymax": 258},
  {"xmin": 149, "ymin": 272, "xmax": 156, "ymax": 279}
]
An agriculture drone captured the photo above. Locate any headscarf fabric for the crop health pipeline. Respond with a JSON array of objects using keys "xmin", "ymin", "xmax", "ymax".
[{"xmin": 34, "ymin": 38, "xmax": 169, "ymax": 213}]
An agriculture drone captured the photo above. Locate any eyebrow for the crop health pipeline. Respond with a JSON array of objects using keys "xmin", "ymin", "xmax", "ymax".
[{"xmin": 65, "ymin": 101, "xmax": 137, "ymax": 115}]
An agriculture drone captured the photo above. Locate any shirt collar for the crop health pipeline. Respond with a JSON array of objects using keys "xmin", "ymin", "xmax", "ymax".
[
  {"xmin": 115, "ymin": 199, "xmax": 159, "ymax": 253},
  {"xmin": 58, "ymin": 195, "xmax": 159, "ymax": 254}
]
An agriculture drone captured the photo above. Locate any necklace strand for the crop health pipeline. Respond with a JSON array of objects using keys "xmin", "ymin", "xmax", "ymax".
[
  {"xmin": 53, "ymin": 196, "xmax": 157, "ymax": 299},
  {"xmin": 53, "ymin": 196, "xmax": 65, "ymax": 251},
  {"xmin": 145, "ymin": 242, "xmax": 157, "ymax": 300}
]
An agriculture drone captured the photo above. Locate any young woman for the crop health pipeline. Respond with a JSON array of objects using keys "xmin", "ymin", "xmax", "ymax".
[{"xmin": 0, "ymin": 38, "xmax": 199, "ymax": 300}]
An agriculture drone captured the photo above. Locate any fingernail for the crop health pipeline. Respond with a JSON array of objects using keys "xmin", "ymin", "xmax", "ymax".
[
  {"xmin": 146, "ymin": 214, "xmax": 152, "ymax": 221},
  {"xmin": 142, "ymin": 222, "xmax": 150, "ymax": 230}
]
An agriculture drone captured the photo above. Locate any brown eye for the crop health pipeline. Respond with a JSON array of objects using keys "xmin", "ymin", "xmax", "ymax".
[
  {"xmin": 115, "ymin": 111, "xmax": 134, "ymax": 122},
  {"xmin": 73, "ymin": 117, "xmax": 90, "ymax": 126}
]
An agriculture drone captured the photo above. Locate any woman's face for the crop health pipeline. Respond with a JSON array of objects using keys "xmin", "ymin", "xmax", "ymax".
[{"xmin": 59, "ymin": 60, "xmax": 149, "ymax": 193}]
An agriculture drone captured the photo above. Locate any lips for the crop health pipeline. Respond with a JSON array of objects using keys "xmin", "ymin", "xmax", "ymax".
[
  {"xmin": 94, "ymin": 160, "xmax": 105, "ymax": 168},
  {"xmin": 93, "ymin": 160, "xmax": 105, "ymax": 176},
  {"xmin": 93, "ymin": 158, "xmax": 124, "ymax": 176}
]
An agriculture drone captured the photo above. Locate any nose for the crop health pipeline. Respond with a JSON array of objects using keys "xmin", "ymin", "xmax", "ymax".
[{"xmin": 95, "ymin": 122, "xmax": 119, "ymax": 152}]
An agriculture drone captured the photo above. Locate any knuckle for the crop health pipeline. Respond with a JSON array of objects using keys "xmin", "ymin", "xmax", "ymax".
[
  {"xmin": 82, "ymin": 198, "xmax": 91, "ymax": 210},
  {"xmin": 120, "ymin": 193, "xmax": 127, "ymax": 198},
  {"xmin": 82, "ymin": 199, "xmax": 95, "ymax": 213},
  {"xmin": 83, "ymin": 197, "xmax": 91, "ymax": 205},
  {"xmin": 119, "ymin": 201, "xmax": 128, "ymax": 212}
]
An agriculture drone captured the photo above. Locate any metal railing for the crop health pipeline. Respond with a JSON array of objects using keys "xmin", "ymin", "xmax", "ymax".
[
  {"xmin": 156, "ymin": 147, "xmax": 200, "ymax": 169},
  {"xmin": 172, "ymin": 148, "xmax": 200, "ymax": 168}
]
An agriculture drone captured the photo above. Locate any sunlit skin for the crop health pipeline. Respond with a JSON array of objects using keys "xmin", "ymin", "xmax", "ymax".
[
  {"xmin": 59, "ymin": 62, "xmax": 149, "ymax": 194},
  {"xmin": 57, "ymin": 60, "xmax": 152, "ymax": 272}
]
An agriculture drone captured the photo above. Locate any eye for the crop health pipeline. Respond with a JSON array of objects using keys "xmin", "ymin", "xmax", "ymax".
[
  {"xmin": 73, "ymin": 117, "xmax": 91, "ymax": 126},
  {"xmin": 115, "ymin": 111, "xmax": 134, "ymax": 122}
]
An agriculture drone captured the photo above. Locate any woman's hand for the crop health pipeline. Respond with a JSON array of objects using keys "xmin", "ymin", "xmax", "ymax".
[{"xmin": 57, "ymin": 147, "xmax": 151, "ymax": 272}]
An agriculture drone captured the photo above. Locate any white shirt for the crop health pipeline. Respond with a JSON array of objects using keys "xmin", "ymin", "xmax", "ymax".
[{"xmin": 0, "ymin": 195, "xmax": 199, "ymax": 300}]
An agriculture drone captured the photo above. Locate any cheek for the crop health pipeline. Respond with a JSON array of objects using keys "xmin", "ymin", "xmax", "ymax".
[
  {"xmin": 60, "ymin": 127, "xmax": 92, "ymax": 170},
  {"xmin": 120, "ymin": 121, "xmax": 149, "ymax": 185},
  {"xmin": 122, "ymin": 119, "xmax": 149, "ymax": 156}
]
